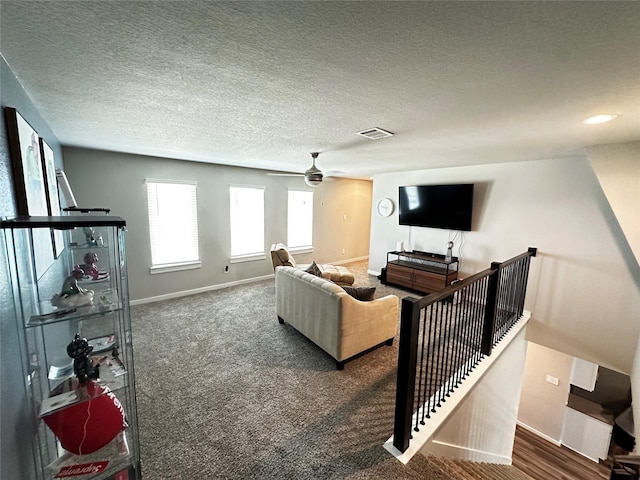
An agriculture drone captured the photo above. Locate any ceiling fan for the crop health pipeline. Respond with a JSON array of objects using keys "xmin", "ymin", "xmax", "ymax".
[
  {"xmin": 303, "ymin": 152, "xmax": 323, "ymax": 186},
  {"xmin": 267, "ymin": 152, "xmax": 326, "ymax": 187}
]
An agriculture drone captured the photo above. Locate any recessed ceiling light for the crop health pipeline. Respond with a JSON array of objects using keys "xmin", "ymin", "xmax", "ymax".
[{"xmin": 583, "ymin": 114, "xmax": 618, "ymax": 124}]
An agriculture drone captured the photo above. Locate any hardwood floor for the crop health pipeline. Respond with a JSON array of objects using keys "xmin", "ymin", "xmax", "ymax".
[{"xmin": 512, "ymin": 425, "xmax": 611, "ymax": 480}]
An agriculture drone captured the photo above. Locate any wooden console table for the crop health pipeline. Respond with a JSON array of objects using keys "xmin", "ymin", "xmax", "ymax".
[{"xmin": 385, "ymin": 250, "xmax": 459, "ymax": 294}]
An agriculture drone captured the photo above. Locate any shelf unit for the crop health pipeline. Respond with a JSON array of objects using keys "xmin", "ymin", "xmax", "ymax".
[
  {"xmin": 385, "ymin": 250, "xmax": 459, "ymax": 294},
  {"xmin": 1, "ymin": 215, "xmax": 140, "ymax": 480}
]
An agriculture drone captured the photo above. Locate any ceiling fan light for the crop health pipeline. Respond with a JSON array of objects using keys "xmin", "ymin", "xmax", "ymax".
[
  {"xmin": 304, "ymin": 171, "xmax": 323, "ymax": 187},
  {"xmin": 583, "ymin": 114, "xmax": 618, "ymax": 124}
]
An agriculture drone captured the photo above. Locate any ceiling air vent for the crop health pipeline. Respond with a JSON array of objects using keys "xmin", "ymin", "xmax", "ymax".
[{"xmin": 357, "ymin": 127, "xmax": 394, "ymax": 140}]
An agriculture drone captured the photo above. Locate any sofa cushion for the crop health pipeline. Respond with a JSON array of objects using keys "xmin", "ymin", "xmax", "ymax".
[
  {"xmin": 341, "ymin": 285, "xmax": 376, "ymax": 301},
  {"xmin": 304, "ymin": 261, "xmax": 323, "ymax": 277},
  {"xmin": 317, "ymin": 264, "xmax": 355, "ymax": 286}
]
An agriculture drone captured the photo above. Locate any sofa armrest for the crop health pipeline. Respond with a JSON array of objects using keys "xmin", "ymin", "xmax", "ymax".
[{"xmin": 338, "ymin": 294, "xmax": 399, "ymax": 360}]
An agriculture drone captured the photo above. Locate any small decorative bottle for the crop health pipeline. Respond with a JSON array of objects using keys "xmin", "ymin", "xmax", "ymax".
[{"xmin": 445, "ymin": 241, "xmax": 454, "ymax": 262}]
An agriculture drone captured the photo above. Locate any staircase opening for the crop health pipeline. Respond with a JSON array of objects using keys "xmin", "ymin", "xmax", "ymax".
[{"xmin": 386, "ymin": 248, "xmax": 537, "ymax": 461}]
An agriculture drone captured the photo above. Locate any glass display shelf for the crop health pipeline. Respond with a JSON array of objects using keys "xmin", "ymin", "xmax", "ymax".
[
  {"xmin": 44, "ymin": 431, "xmax": 132, "ymax": 480},
  {"xmin": 1, "ymin": 215, "xmax": 140, "ymax": 480},
  {"xmin": 47, "ymin": 346, "xmax": 129, "ymax": 396},
  {"xmin": 27, "ymin": 289, "xmax": 123, "ymax": 327}
]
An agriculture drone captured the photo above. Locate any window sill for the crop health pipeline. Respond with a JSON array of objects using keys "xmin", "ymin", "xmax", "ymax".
[
  {"xmin": 230, "ymin": 253, "xmax": 266, "ymax": 264},
  {"xmin": 288, "ymin": 246, "xmax": 314, "ymax": 255},
  {"xmin": 150, "ymin": 261, "xmax": 201, "ymax": 275}
]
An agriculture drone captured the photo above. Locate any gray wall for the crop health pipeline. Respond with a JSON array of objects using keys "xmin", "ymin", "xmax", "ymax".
[
  {"xmin": 0, "ymin": 56, "xmax": 63, "ymax": 480},
  {"xmin": 1, "ymin": 50, "xmax": 371, "ymax": 475},
  {"xmin": 63, "ymin": 148, "xmax": 372, "ymax": 302}
]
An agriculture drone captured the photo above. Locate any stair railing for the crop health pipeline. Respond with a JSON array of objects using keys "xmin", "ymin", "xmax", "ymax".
[{"xmin": 393, "ymin": 248, "xmax": 537, "ymax": 453}]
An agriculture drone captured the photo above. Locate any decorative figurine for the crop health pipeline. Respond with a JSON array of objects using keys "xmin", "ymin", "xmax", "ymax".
[
  {"xmin": 83, "ymin": 226, "xmax": 97, "ymax": 246},
  {"xmin": 80, "ymin": 252, "xmax": 109, "ymax": 281},
  {"xmin": 51, "ymin": 267, "xmax": 94, "ymax": 308},
  {"xmin": 445, "ymin": 241, "xmax": 454, "ymax": 262},
  {"xmin": 67, "ymin": 333, "xmax": 99, "ymax": 384}
]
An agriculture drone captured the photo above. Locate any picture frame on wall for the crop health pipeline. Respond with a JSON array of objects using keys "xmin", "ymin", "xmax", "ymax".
[
  {"xmin": 40, "ymin": 138, "xmax": 65, "ymax": 258},
  {"xmin": 5, "ymin": 107, "xmax": 49, "ymax": 216},
  {"xmin": 4, "ymin": 106, "xmax": 54, "ymax": 277}
]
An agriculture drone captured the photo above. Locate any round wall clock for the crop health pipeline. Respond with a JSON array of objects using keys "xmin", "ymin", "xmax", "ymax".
[{"xmin": 377, "ymin": 198, "xmax": 395, "ymax": 217}]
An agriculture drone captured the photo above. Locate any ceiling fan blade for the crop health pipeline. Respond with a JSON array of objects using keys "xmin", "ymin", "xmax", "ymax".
[{"xmin": 266, "ymin": 172, "xmax": 304, "ymax": 177}]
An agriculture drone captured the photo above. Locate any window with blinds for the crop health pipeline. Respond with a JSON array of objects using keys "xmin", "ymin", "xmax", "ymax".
[
  {"xmin": 146, "ymin": 180, "xmax": 200, "ymax": 273},
  {"xmin": 287, "ymin": 189, "xmax": 313, "ymax": 250},
  {"xmin": 229, "ymin": 185, "xmax": 265, "ymax": 261}
]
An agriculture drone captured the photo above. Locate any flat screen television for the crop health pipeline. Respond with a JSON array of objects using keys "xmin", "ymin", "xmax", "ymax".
[{"xmin": 398, "ymin": 183, "xmax": 474, "ymax": 231}]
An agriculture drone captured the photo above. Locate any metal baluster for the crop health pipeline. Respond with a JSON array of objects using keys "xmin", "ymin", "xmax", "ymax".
[
  {"xmin": 424, "ymin": 304, "xmax": 435, "ymax": 419},
  {"xmin": 452, "ymin": 288, "xmax": 463, "ymax": 389},
  {"xmin": 428, "ymin": 300, "xmax": 439, "ymax": 414},
  {"xmin": 444, "ymin": 297, "xmax": 454, "ymax": 398},
  {"xmin": 414, "ymin": 306, "xmax": 428, "ymax": 430},
  {"xmin": 435, "ymin": 301, "xmax": 445, "ymax": 408},
  {"xmin": 479, "ymin": 276, "xmax": 489, "ymax": 361},
  {"xmin": 460, "ymin": 283, "xmax": 472, "ymax": 380},
  {"xmin": 471, "ymin": 278, "xmax": 483, "ymax": 367}
]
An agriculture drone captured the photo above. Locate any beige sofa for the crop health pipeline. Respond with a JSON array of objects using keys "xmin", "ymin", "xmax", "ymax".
[
  {"xmin": 275, "ymin": 266, "xmax": 398, "ymax": 369},
  {"xmin": 270, "ymin": 243, "xmax": 355, "ymax": 286}
]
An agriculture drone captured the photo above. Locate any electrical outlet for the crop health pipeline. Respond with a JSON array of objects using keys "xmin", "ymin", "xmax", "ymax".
[
  {"xmin": 341, "ymin": 248, "xmax": 345, "ymax": 255},
  {"xmin": 545, "ymin": 374, "xmax": 559, "ymax": 386}
]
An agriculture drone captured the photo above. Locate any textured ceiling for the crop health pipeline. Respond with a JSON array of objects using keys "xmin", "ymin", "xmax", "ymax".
[{"xmin": 1, "ymin": 1, "xmax": 639, "ymax": 179}]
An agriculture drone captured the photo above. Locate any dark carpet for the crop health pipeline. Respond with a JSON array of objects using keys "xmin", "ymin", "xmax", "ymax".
[{"xmin": 130, "ymin": 260, "xmax": 458, "ymax": 479}]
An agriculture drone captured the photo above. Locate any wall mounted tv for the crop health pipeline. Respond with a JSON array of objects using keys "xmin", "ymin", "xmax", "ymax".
[{"xmin": 398, "ymin": 183, "xmax": 474, "ymax": 231}]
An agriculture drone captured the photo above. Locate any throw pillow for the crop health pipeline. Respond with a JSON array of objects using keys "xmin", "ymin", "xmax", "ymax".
[
  {"xmin": 342, "ymin": 285, "xmax": 376, "ymax": 301},
  {"xmin": 274, "ymin": 246, "xmax": 295, "ymax": 267},
  {"xmin": 304, "ymin": 261, "xmax": 323, "ymax": 277}
]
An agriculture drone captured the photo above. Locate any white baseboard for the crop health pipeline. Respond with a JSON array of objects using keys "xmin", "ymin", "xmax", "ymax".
[
  {"xmin": 426, "ymin": 439, "xmax": 513, "ymax": 465},
  {"xmin": 515, "ymin": 421, "xmax": 562, "ymax": 446},
  {"xmin": 132, "ymin": 256, "xmax": 368, "ymax": 306},
  {"xmin": 331, "ymin": 255, "xmax": 368, "ymax": 266},
  {"xmin": 130, "ymin": 273, "xmax": 274, "ymax": 306}
]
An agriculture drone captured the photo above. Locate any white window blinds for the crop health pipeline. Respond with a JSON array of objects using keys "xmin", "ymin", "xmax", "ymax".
[
  {"xmin": 287, "ymin": 189, "xmax": 313, "ymax": 249},
  {"xmin": 229, "ymin": 185, "xmax": 265, "ymax": 259},
  {"xmin": 146, "ymin": 180, "xmax": 200, "ymax": 271}
]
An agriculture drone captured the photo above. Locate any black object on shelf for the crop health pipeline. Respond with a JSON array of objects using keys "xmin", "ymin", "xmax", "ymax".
[
  {"xmin": 1, "ymin": 215, "xmax": 125, "ymax": 229},
  {"xmin": 63, "ymin": 207, "xmax": 111, "ymax": 214}
]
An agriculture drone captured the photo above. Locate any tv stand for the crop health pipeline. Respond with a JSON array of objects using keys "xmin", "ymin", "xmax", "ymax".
[{"xmin": 385, "ymin": 250, "xmax": 459, "ymax": 294}]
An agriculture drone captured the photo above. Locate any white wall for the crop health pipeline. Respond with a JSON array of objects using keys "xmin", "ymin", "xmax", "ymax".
[
  {"xmin": 420, "ymin": 327, "xmax": 528, "ymax": 463},
  {"xmin": 517, "ymin": 343, "xmax": 574, "ymax": 443},
  {"xmin": 63, "ymin": 147, "xmax": 372, "ymax": 301},
  {"xmin": 586, "ymin": 141, "xmax": 640, "ymax": 452},
  {"xmin": 587, "ymin": 141, "xmax": 640, "ymax": 264},
  {"xmin": 370, "ymin": 156, "xmax": 640, "ymax": 373}
]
